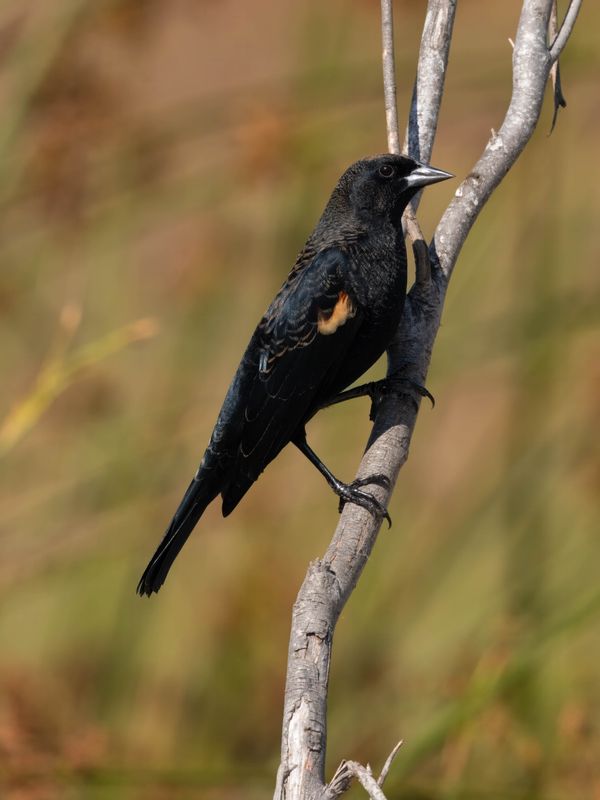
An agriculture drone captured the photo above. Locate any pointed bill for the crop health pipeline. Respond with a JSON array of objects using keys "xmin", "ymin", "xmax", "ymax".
[{"xmin": 405, "ymin": 163, "xmax": 454, "ymax": 189}]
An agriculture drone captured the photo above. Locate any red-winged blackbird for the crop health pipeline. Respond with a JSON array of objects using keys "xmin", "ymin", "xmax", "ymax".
[{"xmin": 138, "ymin": 154, "xmax": 451, "ymax": 595}]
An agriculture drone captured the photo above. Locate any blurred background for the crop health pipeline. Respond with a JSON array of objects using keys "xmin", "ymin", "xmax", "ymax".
[{"xmin": 0, "ymin": 1, "xmax": 598, "ymax": 798}]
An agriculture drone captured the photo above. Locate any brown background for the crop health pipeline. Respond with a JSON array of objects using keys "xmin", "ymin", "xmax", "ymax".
[{"xmin": 0, "ymin": 1, "xmax": 599, "ymax": 798}]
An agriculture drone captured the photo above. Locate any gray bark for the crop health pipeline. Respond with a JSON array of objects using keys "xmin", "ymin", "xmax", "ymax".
[{"xmin": 274, "ymin": 2, "xmax": 581, "ymax": 798}]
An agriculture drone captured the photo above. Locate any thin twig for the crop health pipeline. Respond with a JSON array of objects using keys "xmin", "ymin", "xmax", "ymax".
[
  {"xmin": 377, "ymin": 739, "xmax": 404, "ymax": 787},
  {"xmin": 343, "ymin": 763, "xmax": 388, "ymax": 800},
  {"xmin": 402, "ymin": 1, "xmax": 457, "ymax": 172},
  {"xmin": 325, "ymin": 740, "xmax": 404, "ymax": 800},
  {"xmin": 434, "ymin": 0, "xmax": 555, "ymax": 283},
  {"xmin": 380, "ymin": 0, "xmax": 401, "ymax": 155},
  {"xmin": 549, "ymin": 0, "xmax": 583, "ymax": 62},
  {"xmin": 401, "ymin": 2, "xmax": 457, "ymax": 281},
  {"xmin": 548, "ymin": 1, "xmax": 567, "ymax": 133},
  {"xmin": 382, "ymin": 0, "xmax": 427, "ymax": 259},
  {"xmin": 382, "ymin": 1, "xmax": 455, "ymax": 283}
]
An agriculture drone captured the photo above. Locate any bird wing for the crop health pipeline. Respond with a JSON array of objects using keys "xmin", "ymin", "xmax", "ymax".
[{"xmin": 220, "ymin": 246, "xmax": 362, "ymax": 513}]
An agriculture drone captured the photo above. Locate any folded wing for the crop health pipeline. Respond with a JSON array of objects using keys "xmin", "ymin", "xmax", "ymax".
[{"xmin": 220, "ymin": 246, "xmax": 362, "ymax": 514}]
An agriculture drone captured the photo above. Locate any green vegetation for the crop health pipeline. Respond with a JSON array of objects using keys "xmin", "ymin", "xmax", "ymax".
[{"xmin": 0, "ymin": 1, "xmax": 598, "ymax": 798}]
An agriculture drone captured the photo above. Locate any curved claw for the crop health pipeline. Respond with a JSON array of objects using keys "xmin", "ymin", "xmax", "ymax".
[
  {"xmin": 292, "ymin": 436, "xmax": 392, "ymax": 528},
  {"xmin": 352, "ymin": 473, "xmax": 391, "ymax": 492},
  {"xmin": 410, "ymin": 381, "xmax": 435, "ymax": 409},
  {"xmin": 386, "ymin": 375, "xmax": 435, "ymax": 409},
  {"xmin": 337, "ymin": 479, "xmax": 392, "ymax": 529}
]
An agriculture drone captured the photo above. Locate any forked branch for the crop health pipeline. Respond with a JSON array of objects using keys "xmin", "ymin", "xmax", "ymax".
[
  {"xmin": 323, "ymin": 741, "xmax": 403, "ymax": 800},
  {"xmin": 549, "ymin": 0, "xmax": 583, "ymax": 62},
  {"xmin": 274, "ymin": 2, "xmax": 581, "ymax": 799}
]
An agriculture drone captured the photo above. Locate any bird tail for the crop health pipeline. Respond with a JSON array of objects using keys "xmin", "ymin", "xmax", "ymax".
[{"xmin": 137, "ymin": 464, "xmax": 222, "ymax": 596}]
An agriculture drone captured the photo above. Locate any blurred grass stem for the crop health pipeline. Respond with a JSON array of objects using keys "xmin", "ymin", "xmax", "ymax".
[{"xmin": 0, "ymin": 316, "xmax": 158, "ymax": 457}]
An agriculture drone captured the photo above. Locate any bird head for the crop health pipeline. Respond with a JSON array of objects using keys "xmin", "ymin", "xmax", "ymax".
[{"xmin": 342, "ymin": 154, "xmax": 453, "ymax": 226}]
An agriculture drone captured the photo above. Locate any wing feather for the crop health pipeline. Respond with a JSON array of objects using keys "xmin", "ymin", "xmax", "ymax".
[{"xmin": 221, "ymin": 246, "xmax": 362, "ymax": 513}]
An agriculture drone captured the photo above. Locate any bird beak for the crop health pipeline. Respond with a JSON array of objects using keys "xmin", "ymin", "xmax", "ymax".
[{"xmin": 405, "ymin": 163, "xmax": 454, "ymax": 188}]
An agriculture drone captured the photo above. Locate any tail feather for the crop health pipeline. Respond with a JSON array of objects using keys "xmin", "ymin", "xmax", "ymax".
[{"xmin": 137, "ymin": 467, "xmax": 222, "ymax": 596}]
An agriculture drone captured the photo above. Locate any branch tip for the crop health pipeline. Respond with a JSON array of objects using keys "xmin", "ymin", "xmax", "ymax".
[
  {"xmin": 549, "ymin": 0, "xmax": 583, "ymax": 62},
  {"xmin": 378, "ymin": 739, "xmax": 404, "ymax": 787},
  {"xmin": 548, "ymin": 2, "xmax": 568, "ymax": 134},
  {"xmin": 380, "ymin": 0, "xmax": 401, "ymax": 155}
]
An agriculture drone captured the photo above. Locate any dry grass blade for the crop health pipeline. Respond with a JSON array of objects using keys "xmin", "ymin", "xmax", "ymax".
[{"xmin": 0, "ymin": 315, "xmax": 158, "ymax": 456}]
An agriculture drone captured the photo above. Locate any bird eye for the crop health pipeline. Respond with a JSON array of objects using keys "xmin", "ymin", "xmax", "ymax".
[{"xmin": 378, "ymin": 164, "xmax": 395, "ymax": 178}]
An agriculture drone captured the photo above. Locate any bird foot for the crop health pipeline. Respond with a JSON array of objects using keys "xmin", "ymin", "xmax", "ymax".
[
  {"xmin": 369, "ymin": 372, "xmax": 435, "ymax": 419},
  {"xmin": 336, "ymin": 473, "xmax": 392, "ymax": 528}
]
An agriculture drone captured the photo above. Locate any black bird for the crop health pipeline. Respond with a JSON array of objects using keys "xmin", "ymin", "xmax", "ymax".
[{"xmin": 138, "ymin": 154, "xmax": 451, "ymax": 595}]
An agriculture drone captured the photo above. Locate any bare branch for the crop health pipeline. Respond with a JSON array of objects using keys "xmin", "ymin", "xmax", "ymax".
[
  {"xmin": 434, "ymin": 0, "xmax": 554, "ymax": 281},
  {"xmin": 403, "ymin": 2, "xmax": 456, "ymax": 284},
  {"xmin": 403, "ymin": 0, "xmax": 457, "ymax": 168},
  {"xmin": 324, "ymin": 741, "xmax": 404, "ymax": 800},
  {"xmin": 549, "ymin": 2, "xmax": 567, "ymax": 133},
  {"xmin": 380, "ymin": 0, "xmax": 401, "ymax": 154},
  {"xmin": 377, "ymin": 739, "xmax": 404, "ymax": 787},
  {"xmin": 549, "ymin": 0, "xmax": 583, "ymax": 62},
  {"xmin": 388, "ymin": 1, "xmax": 457, "ymax": 285},
  {"xmin": 322, "ymin": 760, "xmax": 353, "ymax": 800},
  {"xmin": 338, "ymin": 762, "xmax": 388, "ymax": 800},
  {"xmin": 274, "ymin": 6, "xmax": 456, "ymax": 799},
  {"xmin": 274, "ymin": 2, "xmax": 583, "ymax": 798}
]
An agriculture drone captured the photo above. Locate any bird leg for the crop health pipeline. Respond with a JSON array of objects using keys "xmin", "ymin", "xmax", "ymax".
[
  {"xmin": 320, "ymin": 370, "xmax": 434, "ymax": 420},
  {"xmin": 293, "ymin": 434, "xmax": 391, "ymax": 527}
]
